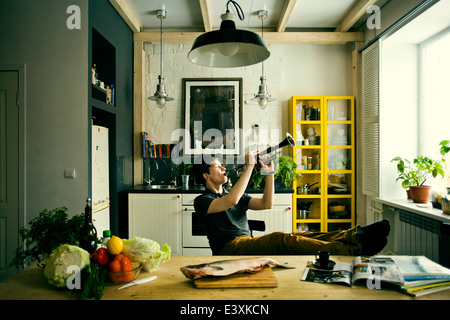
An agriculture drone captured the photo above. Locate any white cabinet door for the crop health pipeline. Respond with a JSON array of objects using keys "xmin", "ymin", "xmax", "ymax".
[
  {"xmin": 247, "ymin": 193, "xmax": 293, "ymax": 236},
  {"xmin": 128, "ymin": 193, "xmax": 182, "ymax": 255}
]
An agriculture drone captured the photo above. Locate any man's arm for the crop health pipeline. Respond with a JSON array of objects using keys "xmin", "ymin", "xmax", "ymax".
[
  {"xmin": 248, "ymin": 160, "xmax": 274, "ymax": 210},
  {"xmin": 207, "ymin": 152, "xmax": 257, "ymax": 214}
]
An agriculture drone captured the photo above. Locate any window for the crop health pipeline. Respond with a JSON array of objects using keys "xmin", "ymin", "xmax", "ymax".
[{"xmin": 420, "ymin": 28, "xmax": 450, "ymax": 192}]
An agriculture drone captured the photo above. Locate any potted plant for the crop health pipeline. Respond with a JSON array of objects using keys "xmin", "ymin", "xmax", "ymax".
[
  {"xmin": 178, "ymin": 163, "xmax": 192, "ymax": 188},
  {"xmin": 248, "ymin": 155, "xmax": 299, "ymax": 189},
  {"xmin": 391, "ymin": 140, "xmax": 450, "ymax": 203},
  {"xmin": 275, "ymin": 155, "xmax": 298, "ymax": 188},
  {"xmin": 390, "ymin": 157, "xmax": 414, "ymax": 198}
]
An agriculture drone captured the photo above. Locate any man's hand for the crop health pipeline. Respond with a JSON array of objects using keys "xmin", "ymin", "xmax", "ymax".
[
  {"xmin": 245, "ymin": 151, "xmax": 258, "ymax": 167},
  {"xmin": 259, "ymin": 155, "xmax": 274, "ymax": 175}
]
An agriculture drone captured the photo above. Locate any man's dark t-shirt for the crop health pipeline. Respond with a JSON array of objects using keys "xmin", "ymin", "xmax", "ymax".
[{"xmin": 194, "ymin": 189, "xmax": 252, "ymax": 254}]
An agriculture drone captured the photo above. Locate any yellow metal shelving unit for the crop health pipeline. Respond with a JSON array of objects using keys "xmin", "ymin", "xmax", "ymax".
[{"xmin": 288, "ymin": 96, "xmax": 355, "ymax": 232}]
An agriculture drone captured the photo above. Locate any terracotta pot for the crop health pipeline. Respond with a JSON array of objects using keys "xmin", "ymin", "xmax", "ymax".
[
  {"xmin": 409, "ymin": 185, "xmax": 431, "ymax": 203},
  {"xmin": 406, "ymin": 189, "xmax": 411, "ymax": 199}
]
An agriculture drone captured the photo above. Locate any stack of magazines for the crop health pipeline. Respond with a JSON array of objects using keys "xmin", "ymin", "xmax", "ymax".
[
  {"xmin": 301, "ymin": 255, "xmax": 450, "ymax": 297},
  {"xmin": 394, "ymin": 256, "xmax": 450, "ymax": 297}
]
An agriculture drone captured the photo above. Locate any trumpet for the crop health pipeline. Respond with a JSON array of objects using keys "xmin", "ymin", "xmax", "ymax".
[{"xmin": 228, "ymin": 132, "xmax": 296, "ymax": 173}]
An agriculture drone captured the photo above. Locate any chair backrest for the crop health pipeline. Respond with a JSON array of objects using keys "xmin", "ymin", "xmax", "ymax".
[{"xmin": 248, "ymin": 219, "xmax": 266, "ymax": 236}]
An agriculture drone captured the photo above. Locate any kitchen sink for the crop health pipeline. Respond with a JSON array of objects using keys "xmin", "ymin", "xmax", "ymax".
[{"xmin": 148, "ymin": 184, "xmax": 179, "ymax": 190}]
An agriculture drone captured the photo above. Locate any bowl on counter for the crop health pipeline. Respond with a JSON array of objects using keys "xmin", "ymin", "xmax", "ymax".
[{"xmin": 107, "ymin": 262, "xmax": 142, "ymax": 285}]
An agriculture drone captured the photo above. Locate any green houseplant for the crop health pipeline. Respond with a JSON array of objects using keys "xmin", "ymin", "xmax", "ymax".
[
  {"xmin": 391, "ymin": 140, "xmax": 450, "ymax": 203},
  {"xmin": 178, "ymin": 164, "xmax": 192, "ymax": 188},
  {"xmin": 248, "ymin": 155, "xmax": 298, "ymax": 189},
  {"xmin": 275, "ymin": 156, "xmax": 298, "ymax": 188}
]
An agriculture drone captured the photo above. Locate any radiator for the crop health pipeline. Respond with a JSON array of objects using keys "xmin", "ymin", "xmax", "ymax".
[{"xmin": 398, "ymin": 210, "xmax": 440, "ymax": 262}]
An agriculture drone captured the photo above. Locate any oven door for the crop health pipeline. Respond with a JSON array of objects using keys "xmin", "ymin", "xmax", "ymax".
[{"xmin": 182, "ymin": 207, "xmax": 210, "ymax": 248}]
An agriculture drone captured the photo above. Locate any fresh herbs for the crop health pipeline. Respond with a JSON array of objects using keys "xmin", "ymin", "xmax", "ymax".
[
  {"xmin": 11, "ymin": 207, "xmax": 84, "ymax": 268},
  {"xmin": 11, "ymin": 206, "xmax": 110, "ymax": 300},
  {"xmin": 275, "ymin": 156, "xmax": 298, "ymax": 187},
  {"xmin": 249, "ymin": 155, "xmax": 298, "ymax": 188},
  {"xmin": 78, "ymin": 261, "xmax": 108, "ymax": 300}
]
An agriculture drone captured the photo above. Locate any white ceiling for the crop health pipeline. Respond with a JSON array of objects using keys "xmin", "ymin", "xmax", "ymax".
[{"xmin": 121, "ymin": 0, "xmax": 389, "ymax": 32}]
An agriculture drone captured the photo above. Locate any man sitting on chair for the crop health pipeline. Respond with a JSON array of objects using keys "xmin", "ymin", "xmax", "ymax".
[{"xmin": 193, "ymin": 152, "xmax": 390, "ymax": 256}]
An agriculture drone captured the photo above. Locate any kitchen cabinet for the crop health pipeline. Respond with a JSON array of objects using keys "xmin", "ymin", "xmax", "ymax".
[
  {"xmin": 128, "ymin": 191, "xmax": 292, "ymax": 256},
  {"xmin": 246, "ymin": 193, "xmax": 293, "ymax": 235},
  {"xmin": 288, "ymin": 96, "xmax": 355, "ymax": 232},
  {"xmin": 128, "ymin": 193, "xmax": 182, "ymax": 255}
]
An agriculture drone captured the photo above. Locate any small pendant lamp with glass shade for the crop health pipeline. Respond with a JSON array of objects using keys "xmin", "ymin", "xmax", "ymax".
[
  {"xmin": 250, "ymin": 10, "xmax": 275, "ymax": 110},
  {"xmin": 148, "ymin": 9, "xmax": 173, "ymax": 108}
]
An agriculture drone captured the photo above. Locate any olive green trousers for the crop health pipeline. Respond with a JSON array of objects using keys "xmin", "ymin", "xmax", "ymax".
[{"xmin": 219, "ymin": 226, "xmax": 362, "ymax": 255}]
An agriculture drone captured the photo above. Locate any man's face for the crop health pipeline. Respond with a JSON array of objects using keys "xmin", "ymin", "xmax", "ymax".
[{"xmin": 205, "ymin": 158, "xmax": 227, "ymax": 185}]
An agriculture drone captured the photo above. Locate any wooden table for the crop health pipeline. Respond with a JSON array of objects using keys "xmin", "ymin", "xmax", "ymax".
[{"xmin": 1, "ymin": 255, "xmax": 450, "ymax": 301}]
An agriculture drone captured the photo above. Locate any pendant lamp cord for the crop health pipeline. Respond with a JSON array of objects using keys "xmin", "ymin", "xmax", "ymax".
[
  {"xmin": 159, "ymin": 16, "xmax": 163, "ymax": 78},
  {"xmin": 261, "ymin": 13, "xmax": 264, "ymax": 77},
  {"xmin": 226, "ymin": 0, "xmax": 245, "ymax": 21}
]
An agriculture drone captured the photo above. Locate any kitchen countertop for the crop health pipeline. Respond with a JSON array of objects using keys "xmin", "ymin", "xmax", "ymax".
[
  {"xmin": 1, "ymin": 255, "xmax": 449, "ymax": 301},
  {"xmin": 125, "ymin": 184, "xmax": 294, "ymax": 194}
]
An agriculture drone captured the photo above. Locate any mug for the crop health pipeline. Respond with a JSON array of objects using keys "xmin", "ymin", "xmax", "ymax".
[{"xmin": 315, "ymin": 251, "xmax": 330, "ymax": 268}]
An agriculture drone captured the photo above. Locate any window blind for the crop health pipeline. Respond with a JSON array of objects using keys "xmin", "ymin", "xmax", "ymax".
[{"xmin": 361, "ymin": 41, "xmax": 380, "ymax": 197}]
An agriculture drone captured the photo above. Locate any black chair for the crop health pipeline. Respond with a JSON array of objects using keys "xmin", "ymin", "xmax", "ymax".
[{"xmin": 248, "ymin": 220, "xmax": 266, "ymax": 236}]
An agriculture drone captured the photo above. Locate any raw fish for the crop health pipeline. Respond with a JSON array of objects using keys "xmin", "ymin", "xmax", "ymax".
[{"xmin": 180, "ymin": 257, "xmax": 294, "ymax": 280}]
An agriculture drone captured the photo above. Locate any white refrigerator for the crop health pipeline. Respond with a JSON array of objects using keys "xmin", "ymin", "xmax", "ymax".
[{"xmin": 92, "ymin": 125, "xmax": 110, "ymax": 234}]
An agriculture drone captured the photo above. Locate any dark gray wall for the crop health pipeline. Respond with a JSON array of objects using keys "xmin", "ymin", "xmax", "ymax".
[
  {"xmin": 89, "ymin": 0, "xmax": 134, "ymax": 236},
  {"xmin": 0, "ymin": 0, "xmax": 89, "ymax": 221}
]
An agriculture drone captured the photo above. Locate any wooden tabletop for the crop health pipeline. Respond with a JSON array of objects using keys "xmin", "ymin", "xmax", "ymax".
[{"xmin": 1, "ymin": 255, "xmax": 449, "ymax": 300}]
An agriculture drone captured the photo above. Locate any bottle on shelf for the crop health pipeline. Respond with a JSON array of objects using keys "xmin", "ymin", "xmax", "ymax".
[
  {"xmin": 92, "ymin": 64, "xmax": 97, "ymax": 85},
  {"xmin": 79, "ymin": 198, "xmax": 98, "ymax": 253}
]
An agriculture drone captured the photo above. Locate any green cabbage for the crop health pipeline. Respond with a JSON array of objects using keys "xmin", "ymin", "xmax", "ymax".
[
  {"xmin": 43, "ymin": 244, "xmax": 90, "ymax": 288},
  {"xmin": 122, "ymin": 237, "xmax": 171, "ymax": 271}
]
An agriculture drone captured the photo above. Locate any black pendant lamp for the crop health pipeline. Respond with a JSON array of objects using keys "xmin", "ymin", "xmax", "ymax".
[
  {"xmin": 251, "ymin": 10, "xmax": 275, "ymax": 109},
  {"xmin": 149, "ymin": 9, "xmax": 173, "ymax": 108},
  {"xmin": 188, "ymin": 0, "xmax": 270, "ymax": 68}
]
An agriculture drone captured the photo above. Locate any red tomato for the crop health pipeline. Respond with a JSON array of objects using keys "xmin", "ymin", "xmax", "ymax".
[{"xmin": 91, "ymin": 247, "xmax": 109, "ymax": 266}]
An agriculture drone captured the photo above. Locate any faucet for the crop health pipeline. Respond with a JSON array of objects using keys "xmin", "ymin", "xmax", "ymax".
[
  {"xmin": 144, "ymin": 177, "xmax": 155, "ymax": 186},
  {"xmin": 144, "ymin": 161, "xmax": 158, "ymax": 186}
]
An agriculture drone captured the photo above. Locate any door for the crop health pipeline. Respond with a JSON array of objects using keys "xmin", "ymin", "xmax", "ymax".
[{"xmin": 0, "ymin": 71, "xmax": 19, "ymax": 281}]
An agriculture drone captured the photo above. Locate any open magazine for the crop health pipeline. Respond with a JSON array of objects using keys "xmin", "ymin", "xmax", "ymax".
[{"xmin": 301, "ymin": 256, "xmax": 405, "ymax": 288}]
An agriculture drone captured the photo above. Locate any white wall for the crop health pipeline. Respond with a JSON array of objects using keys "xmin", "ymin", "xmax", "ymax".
[{"xmin": 144, "ymin": 43, "xmax": 353, "ymax": 151}]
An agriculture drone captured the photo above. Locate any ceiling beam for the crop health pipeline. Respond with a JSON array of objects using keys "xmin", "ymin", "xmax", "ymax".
[
  {"xmin": 277, "ymin": 0, "xmax": 297, "ymax": 32},
  {"xmin": 134, "ymin": 31, "xmax": 365, "ymax": 45},
  {"xmin": 109, "ymin": 0, "xmax": 141, "ymax": 33},
  {"xmin": 335, "ymin": 0, "xmax": 377, "ymax": 32},
  {"xmin": 199, "ymin": 0, "xmax": 213, "ymax": 32}
]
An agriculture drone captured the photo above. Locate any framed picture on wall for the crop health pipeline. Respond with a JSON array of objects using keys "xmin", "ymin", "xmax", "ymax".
[{"xmin": 183, "ymin": 78, "xmax": 243, "ymax": 156}]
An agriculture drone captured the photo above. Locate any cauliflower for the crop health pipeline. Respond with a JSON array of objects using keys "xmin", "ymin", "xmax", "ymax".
[{"xmin": 43, "ymin": 244, "xmax": 90, "ymax": 288}]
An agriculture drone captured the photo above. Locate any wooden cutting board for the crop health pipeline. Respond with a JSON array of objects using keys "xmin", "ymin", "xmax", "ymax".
[{"xmin": 194, "ymin": 266, "xmax": 278, "ymax": 288}]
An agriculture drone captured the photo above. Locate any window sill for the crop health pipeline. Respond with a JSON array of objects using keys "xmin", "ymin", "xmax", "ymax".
[{"xmin": 375, "ymin": 198, "xmax": 450, "ymax": 223}]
